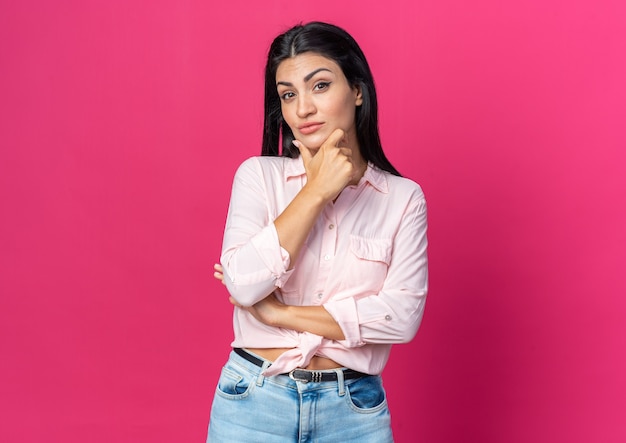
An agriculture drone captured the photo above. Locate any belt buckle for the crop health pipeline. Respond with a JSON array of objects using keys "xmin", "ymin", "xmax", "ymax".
[
  {"xmin": 288, "ymin": 369, "xmax": 308, "ymax": 383},
  {"xmin": 288, "ymin": 369, "xmax": 323, "ymax": 383}
]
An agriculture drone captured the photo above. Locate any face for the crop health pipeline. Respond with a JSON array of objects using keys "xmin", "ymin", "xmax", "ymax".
[{"xmin": 276, "ymin": 52, "xmax": 363, "ymax": 151}]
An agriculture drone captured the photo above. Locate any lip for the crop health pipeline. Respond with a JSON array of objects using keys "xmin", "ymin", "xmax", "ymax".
[{"xmin": 297, "ymin": 122, "xmax": 324, "ymax": 135}]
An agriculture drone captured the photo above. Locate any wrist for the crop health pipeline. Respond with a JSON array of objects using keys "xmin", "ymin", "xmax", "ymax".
[
  {"xmin": 273, "ymin": 303, "xmax": 292, "ymax": 329},
  {"xmin": 301, "ymin": 182, "xmax": 334, "ymax": 205}
]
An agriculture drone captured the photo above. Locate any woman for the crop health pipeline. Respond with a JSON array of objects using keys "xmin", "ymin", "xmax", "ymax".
[{"xmin": 208, "ymin": 22, "xmax": 428, "ymax": 442}]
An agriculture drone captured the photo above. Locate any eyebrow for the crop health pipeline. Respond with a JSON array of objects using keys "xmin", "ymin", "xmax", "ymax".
[{"xmin": 276, "ymin": 68, "xmax": 333, "ymax": 87}]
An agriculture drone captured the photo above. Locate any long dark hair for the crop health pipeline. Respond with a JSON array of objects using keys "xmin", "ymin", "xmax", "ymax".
[{"xmin": 261, "ymin": 22, "xmax": 401, "ymax": 176}]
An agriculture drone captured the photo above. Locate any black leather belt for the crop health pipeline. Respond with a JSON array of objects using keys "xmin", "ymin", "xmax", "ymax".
[{"xmin": 233, "ymin": 348, "xmax": 369, "ymax": 383}]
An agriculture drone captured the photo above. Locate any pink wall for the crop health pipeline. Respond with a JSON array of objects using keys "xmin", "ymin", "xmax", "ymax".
[{"xmin": 1, "ymin": 1, "xmax": 624, "ymax": 442}]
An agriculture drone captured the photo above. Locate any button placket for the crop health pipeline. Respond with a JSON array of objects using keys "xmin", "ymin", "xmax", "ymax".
[
  {"xmin": 320, "ymin": 209, "xmax": 338, "ymax": 267},
  {"xmin": 314, "ymin": 206, "xmax": 338, "ymax": 305}
]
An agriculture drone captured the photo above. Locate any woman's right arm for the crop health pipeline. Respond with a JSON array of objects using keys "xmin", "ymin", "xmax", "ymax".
[
  {"xmin": 222, "ymin": 128, "xmax": 357, "ymax": 307},
  {"xmin": 274, "ymin": 129, "xmax": 356, "ymax": 263}
]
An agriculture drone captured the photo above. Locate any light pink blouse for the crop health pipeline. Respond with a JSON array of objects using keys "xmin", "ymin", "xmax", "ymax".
[{"xmin": 220, "ymin": 156, "xmax": 428, "ymax": 376}]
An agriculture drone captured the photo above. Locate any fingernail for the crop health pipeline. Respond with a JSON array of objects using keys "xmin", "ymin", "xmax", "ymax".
[{"xmin": 292, "ymin": 140, "xmax": 301, "ymax": 148}]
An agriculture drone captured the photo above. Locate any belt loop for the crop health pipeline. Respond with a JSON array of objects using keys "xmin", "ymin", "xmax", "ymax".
[
  {"xmin": 335, "ymin": 368, "xmax": 345, "ymax": 396},
  {"xmin": 256, "ymin": 360, "xmax": 271, "ymax": 387}
]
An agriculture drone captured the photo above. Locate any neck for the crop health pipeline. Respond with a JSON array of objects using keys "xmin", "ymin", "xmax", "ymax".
[{"xmin": 350, "ymin": 152, "xmax": 368, "ymax": 186}]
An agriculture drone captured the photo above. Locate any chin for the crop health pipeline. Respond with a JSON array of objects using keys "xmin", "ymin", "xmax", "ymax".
[{"xmin": 300, "ymin": 134, "xmax": 327, "ymax": 150}]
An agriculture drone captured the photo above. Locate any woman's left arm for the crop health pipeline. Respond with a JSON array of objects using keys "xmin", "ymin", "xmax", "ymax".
[
  {"xmin": 214, "ymin": 263, "xmax": 345, "ymax": 340},
  {"xmin": 323, "ymin": 195, "xmax": 428, "ymax": 346},
  {"xmin": 215, "ymin": 191, "xmax": 428, "ymax": 345}
]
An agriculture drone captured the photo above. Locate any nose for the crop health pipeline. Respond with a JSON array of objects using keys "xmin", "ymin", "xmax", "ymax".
[{"xmin": 296, "ymin": 93, "xmax": 316, "ymax": 118}]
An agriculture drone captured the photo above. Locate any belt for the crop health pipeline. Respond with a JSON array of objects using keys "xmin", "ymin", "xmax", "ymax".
[{"xmin": 233, "ymin": 348, "xmax": 368, "ymax": 383}]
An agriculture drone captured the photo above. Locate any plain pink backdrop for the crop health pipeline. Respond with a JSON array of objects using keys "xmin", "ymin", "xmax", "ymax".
[{"xmin": 1, "ymin": 1, "xmax": 625, "ymax": 442}]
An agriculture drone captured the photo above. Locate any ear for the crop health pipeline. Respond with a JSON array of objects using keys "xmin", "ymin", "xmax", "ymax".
[{"xmin": 354, "ymin": 84, "xmax": 363, "ymax": 106}]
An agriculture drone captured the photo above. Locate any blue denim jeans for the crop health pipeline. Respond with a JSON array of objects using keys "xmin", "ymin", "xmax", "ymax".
[{"xmin": 207, "ymin": 350, "xmax": 394, "ymax": 442}]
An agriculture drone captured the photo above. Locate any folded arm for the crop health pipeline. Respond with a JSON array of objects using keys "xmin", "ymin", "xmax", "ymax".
[{"xmin": 218, "ymin": 189, "xmax": 428, "ymax": 345}]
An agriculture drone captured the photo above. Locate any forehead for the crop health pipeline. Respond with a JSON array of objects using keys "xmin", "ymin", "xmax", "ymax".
[{"xmin": 276, "ymin": 52, "xmax": 343, "ymax": 81}]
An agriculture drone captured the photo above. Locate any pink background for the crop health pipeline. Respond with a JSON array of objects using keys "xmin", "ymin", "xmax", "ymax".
[{"xmin": 1, "ymin": 1, "xmax": 625, "ymax": 442}]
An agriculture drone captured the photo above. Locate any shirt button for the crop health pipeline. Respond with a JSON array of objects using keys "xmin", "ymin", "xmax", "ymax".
[
  {"xmin": 328, "ymin": 224, "xmax": 335, "ymax": 230},
  {"xmin": 317, "ymin": 293, "xmax": 323, "ymax": 299},
  {"xmin": 324, "ymin": 254, "xmax": 331, "ymax": 261},
  {"xmin": 385, "ymin": 315, "xmax": 392, "ymax": 321}
]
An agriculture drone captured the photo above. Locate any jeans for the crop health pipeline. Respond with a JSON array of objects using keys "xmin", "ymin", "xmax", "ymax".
[{"xmin": 207, "ymin": 350, "xmax": 394, "ymax": 443}]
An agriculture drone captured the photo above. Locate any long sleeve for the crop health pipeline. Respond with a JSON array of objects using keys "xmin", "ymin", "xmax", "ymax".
[
  {"xmin": 223, "ymin": 158, "xmax": 428, "ymax": 376},
  {"xmin": 323, "ymin": 190, "xmax": 428, "ymax": 347},
  {"xmin": 220, "ymin": 158, "xmax": 295, "ymax": 307}
]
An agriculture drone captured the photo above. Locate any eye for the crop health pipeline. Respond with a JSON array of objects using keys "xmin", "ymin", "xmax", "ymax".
[
  {"xmin": 280, "ymin": 91, "xmax": 296, "ymax": 101},
  {"xmin": 313, "ymin": 81, "xmax": 331, "ymax": 91}
]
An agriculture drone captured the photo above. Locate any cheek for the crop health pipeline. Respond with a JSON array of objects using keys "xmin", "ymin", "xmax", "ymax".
[{"xmin": 333, "ymin": 100, "xmax": 357, "ymax": 128}]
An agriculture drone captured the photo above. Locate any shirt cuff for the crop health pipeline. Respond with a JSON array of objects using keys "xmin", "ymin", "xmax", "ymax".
[
  {"xmin": 250, "ymin": 223, "xmax": 294, "ymax": 287},
  {"xmin": 323, "ymin": 297, "xmax": 364, "ymax": 348}
]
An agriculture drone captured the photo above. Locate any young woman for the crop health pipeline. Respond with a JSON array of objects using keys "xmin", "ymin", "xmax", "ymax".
[{"xmin": 208, "ymin": 22, "xmax": 428, "ymax": 442}]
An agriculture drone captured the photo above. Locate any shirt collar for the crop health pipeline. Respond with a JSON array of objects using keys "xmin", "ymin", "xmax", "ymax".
[
  {"xmin": 284, "ymin": 156, "xmax": 306, "ymax": 179},
  {"xmin": 363, "ymin": 164, "xmax": 389, "ymax": 193},
  {"xmin": 284, "ymin": 157, "xmax": 389, "ymax": 194}
]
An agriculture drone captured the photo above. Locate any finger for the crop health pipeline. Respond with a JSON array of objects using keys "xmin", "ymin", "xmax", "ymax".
[
  {"xmin": 323, "ymin": 128, "xmax": 345, "ymax": 150},
  {"xmin": 213, "ymin": 271, "xmax": 224, "ymax": 281},
  {"xmin": 340, "ymin": 131, "xmax": 350, "ymax": 148},
  {"xmin": 229, "ymin": 296, "xmax": 243, "ymax": 307},
  {"xmin": 293, "ymin": 139, "xmax": 313, "ymax": 163},
  {"xmin": 214, "ymin": 263, "xmax": 223, "ymax": 272},
  {"xmin": 338, "ymin": 147, "xmax": 353, "ymax": 157}
]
